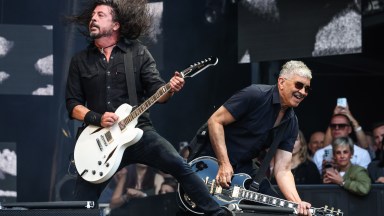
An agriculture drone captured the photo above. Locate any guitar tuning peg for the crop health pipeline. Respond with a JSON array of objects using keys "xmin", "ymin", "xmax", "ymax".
[
  {"xmin": 205, "ymin": 176, "xmax": 209, "ymax": 184},
  {"xmin": 324, "ymin": 205, "xmax": 328, "ymax": 210}
]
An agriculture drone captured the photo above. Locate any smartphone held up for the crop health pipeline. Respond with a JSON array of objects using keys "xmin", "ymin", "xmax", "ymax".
[{"xmin": 337, "ymin": 97, "xmax": 347, "ymax": 108}]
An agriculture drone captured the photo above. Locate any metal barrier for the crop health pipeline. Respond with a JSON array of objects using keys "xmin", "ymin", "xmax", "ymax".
[{"xmin": 109, "ymin": 184, "xmax": 384, "ymax": 216}]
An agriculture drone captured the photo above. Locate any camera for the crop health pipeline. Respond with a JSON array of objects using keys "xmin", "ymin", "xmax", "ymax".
[{"xmin": 323, "ymin": 149, "xmax": 333, "ymax": 169}]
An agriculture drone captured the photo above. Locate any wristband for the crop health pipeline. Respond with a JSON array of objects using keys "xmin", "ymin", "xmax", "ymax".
[
  {"xmin": 84, "ymin": 111, "xmax": 102, "ymax": 127},
  {"xmin": 354, "ymin": 126, "xmax": 362, "ymax": 132}
]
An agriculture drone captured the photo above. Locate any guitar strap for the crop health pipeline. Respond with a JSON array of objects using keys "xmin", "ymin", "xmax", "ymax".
[
  {"xmin": 250, "ymin": 122, "xmax": 288, "ymax": 192},
  {"xmin": 123, "ymin": 45, "xmax": 138, "ymax": 106}
]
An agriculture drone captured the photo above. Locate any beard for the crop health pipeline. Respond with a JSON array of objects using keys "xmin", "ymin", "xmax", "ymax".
[{"xmin": 89, "ymin": 25, "xmax": 114, "ymax": 39}]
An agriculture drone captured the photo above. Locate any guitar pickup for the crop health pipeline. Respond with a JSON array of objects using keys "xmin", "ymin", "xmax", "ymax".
[
  {"xmin": 104, "ymin": 131, "xmax": 113, "ymax": 143},
  {"xmin": 101, "ymin": 135, "xmax": 108, "ymax": 146},
  {"xmin": 96, "ymin": 138, "xmax": 103, "ymax": 151}
]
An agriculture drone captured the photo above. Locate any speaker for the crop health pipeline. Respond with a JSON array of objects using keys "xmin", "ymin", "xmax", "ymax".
[
  {"xmin": 0, "ymin": 201, "xmax": 102, "ymax": 216},
  {"xmin": 0, "ymin": 209, "xmax": 102, "ymax": 216}
]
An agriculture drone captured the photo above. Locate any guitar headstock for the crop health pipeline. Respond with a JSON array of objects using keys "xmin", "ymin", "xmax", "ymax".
[
  {"xmin": 181, "ymin": 57, "xmax": 218, "ymax": 78},
  {"xmin": 314, "ymin": 205, "xmax": 343, "ymax": 216}
]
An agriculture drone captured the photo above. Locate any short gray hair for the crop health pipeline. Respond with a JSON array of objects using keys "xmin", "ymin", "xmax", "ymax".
[
  {"xmin": 279, "ymin": 60, "xmax": 312, "ymax": 79},
  {"xmin": 332, "ymin": 136, "xmax": 354, "ymax": 155}
]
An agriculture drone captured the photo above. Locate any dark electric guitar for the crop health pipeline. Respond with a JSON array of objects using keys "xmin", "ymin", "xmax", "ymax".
[
  {"xmin": 178, "ymin": 156, "xmax": 343, "ymax": 216},
  {"xmin": 74, "ymin": 57, "xmax": 218, "ymax": 184}
]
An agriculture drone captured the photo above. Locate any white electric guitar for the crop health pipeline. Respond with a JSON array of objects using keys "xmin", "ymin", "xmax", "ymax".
[{"xmin": 74, "ymin": 57, "xmax": 218, "ymax": 184}]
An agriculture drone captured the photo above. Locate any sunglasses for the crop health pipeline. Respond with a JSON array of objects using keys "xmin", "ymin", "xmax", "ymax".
[
  {"xmin": 329, "ymin": 124, "xmax": 350, "ymax": 130},
  {"xmin": 284, "ymin": 79, "xmax": 311, "ymax": 93}
]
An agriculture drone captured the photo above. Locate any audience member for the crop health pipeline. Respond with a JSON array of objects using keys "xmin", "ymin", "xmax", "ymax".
[
  {"xmin": 368, "ymin": 125, "xmax": 384, "ymax": 183},
  {"xmin": 323, "ymin": 137, "xmax": 371, "ymax": 196},
  {"xmin": 98, "ymin": 181, "xmax": 116, "ymax": 204},
  {"xmin": 179, "ymin": 145, "xmax": 190, "ymax": 161},
  {"xmin": 271, "ymin": 130, "xmax": 321, "ymax": 184},
  {"xmin": 365, "ymin": 132, "xmax": 377, "ymax": 160},
  {"xmin": 323, "ymin": 104, "xmax": 368, "ymax": 148},
  {"xmin": 371, "ymin": 121, "xmax": 384, "ymax": 160},
  {"xmin": 158, "ymin": 178, "xmax": 178, "ymax": 194},
  {"xmin": 313, "ymin": 112, "xmax": 371, "ymax": 174},
  {"xmin": 368, "ymin": 151, "xmax": 384, "ymax": 183},
  {"xmin": 109, "ymin": 164, "xmax": 164, "ymax": 209},
  {"xmin": 307, "ymin": 131, "xmax": 325, "ymax": 159}
]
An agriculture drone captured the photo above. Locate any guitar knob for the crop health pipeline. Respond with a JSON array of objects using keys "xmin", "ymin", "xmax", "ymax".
[{"xmin": 92, "ymin": 170, "xmax": 96, "ymax": 175}]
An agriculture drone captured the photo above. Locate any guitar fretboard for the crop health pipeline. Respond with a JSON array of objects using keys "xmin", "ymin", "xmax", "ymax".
[
  {"xmin": 115, "ymin": 57, "xmax": 217, "ymax": 131},
  {"xmin": 237, "ymin": 187, "xmax": 298, "ymax": 209},
  {"xmin": 118, "ymin": 83, "xmax": 171, "ymax": 130},
  {"xmin": 117, "ymin": 67, "xmax": 192, "ymax": 131}
]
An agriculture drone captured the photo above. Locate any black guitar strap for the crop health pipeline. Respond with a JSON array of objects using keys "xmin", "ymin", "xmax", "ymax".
[
  {"xmin": 123, "ymin": 46, "xmax": 138, "ymax": 106},
  {"xmin": 250, "ymin": 122, "xmax": 288, "ymax": 192}
]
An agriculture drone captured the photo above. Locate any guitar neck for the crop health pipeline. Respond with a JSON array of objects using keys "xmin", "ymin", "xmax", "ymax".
[
  {"xmin": 235, "ymin": 187, "xmax": 331, "ymax": 215},
  {"xmin": 117, "ymin": 57, "xmax": 218, "ymax": 130},
  {"xmin": 235, "ymin": 187, "xmax": 300, "ymax": 210},
  {"xmin": 119, "ymin": 83, "xmax": 171, "ymax": 129}
]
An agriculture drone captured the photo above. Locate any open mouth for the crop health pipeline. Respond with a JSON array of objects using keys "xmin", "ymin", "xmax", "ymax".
[
  {"xmin": 89, "ymin": 23, "xmax": 99, "ymax": 30},
  {"xmin": 293, "ymin": 92, "xmax": 304, "ymax": 100}
]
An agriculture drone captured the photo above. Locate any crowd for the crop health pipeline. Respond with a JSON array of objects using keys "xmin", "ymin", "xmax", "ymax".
[{"xmin": 273, "ymin": 102, "xmax": 383, "ymax": 197}]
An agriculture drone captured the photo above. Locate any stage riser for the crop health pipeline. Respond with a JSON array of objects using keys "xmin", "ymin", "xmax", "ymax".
[{"xmin": 0, "ymin": 209, "xmax": 101, "ymax": 216}]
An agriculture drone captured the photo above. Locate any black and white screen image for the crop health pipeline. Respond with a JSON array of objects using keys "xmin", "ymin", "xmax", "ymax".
[
  {"xmin": 238, "ymin": 0, "xmax": 362, "ymax": 63},
  {"xmin": 0, "ymin": 24, "xmax": 53, "ymax": 95},
  {"xmin": 144, "ymin": 1, "xmax": 164, "ymax": 70},
  {"xmin": 0, "ymin": 142, "xmax": 17, "ymax": 202}
]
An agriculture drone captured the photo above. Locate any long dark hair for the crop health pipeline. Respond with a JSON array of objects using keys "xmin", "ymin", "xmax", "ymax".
[
  {"xmin": 125, "ymin": 164, "xmax": 155, "ymax": 190},
  {"xmin": 67, "ymin": 0, "xmax": 151, "ymax": 40}
]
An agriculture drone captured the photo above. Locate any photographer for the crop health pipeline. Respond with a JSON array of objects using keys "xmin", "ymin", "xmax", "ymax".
[{"xmin": 323, "ymin": 137, "xmax": 371, "ymax": 196}]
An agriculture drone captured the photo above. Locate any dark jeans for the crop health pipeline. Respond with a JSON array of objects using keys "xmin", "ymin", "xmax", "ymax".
[{"xmin": 74, "ymin": 129, "xmax": 224, "ymax": 215}]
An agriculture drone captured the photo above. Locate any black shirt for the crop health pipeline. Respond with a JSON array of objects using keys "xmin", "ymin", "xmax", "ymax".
[
  {"xmin": 65, "ymin": 39, "xmax": 166, "ymax": 129},
  {"xmin": 223, "ymin": 84, "xmax": 298, "ymax": 164}
]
